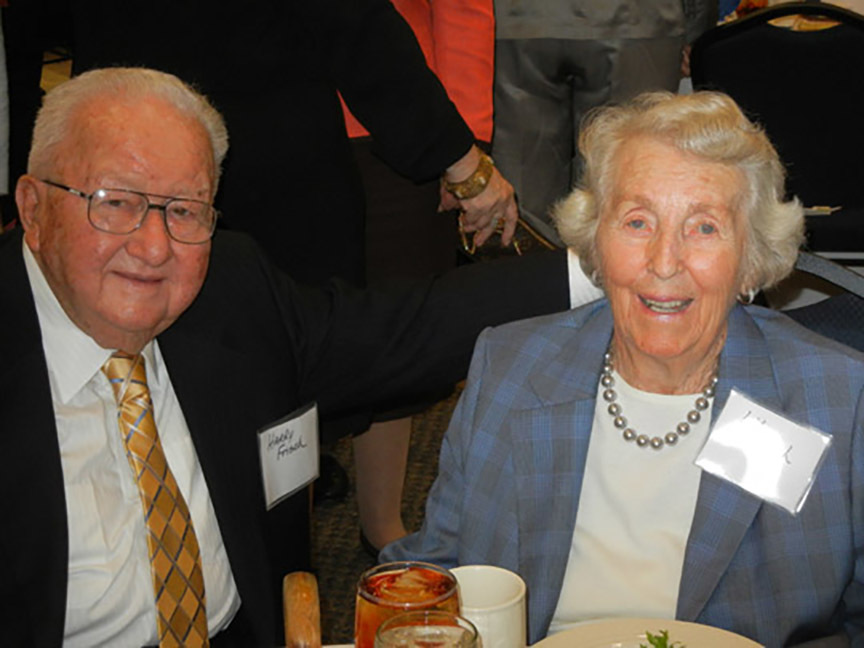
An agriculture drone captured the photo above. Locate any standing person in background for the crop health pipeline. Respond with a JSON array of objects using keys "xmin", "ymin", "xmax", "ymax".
[
  {"xmin": 68, "ymin": 0, "xmax": 518, "ymax": 548},
  {"xmin": 492, "ymin": 0, "xmax": 717, "ymax": 247},
  {"xmin": 340, "ymin": 0, "xmax": 500, "ymax": 554},
  {"xmin": 70, "ymin": 0, "xmax": 517, "ymax": 284}
]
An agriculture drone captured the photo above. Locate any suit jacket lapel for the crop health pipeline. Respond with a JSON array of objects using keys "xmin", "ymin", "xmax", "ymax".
[
  {"xmin": 512, "ymin": 305, "xmax": 613, "ymax": 637},
  {"xmin": 0, "ymin": 230, "xmax": 69, "ymax": 645},
  {"xmin": 677, "ymin": 306, "xmax": 783, "ymax": 620}
]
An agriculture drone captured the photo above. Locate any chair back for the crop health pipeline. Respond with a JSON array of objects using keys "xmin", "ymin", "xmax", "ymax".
[
  {"xmin": 283, "ymin": 572, "xmax": 322, "ymax": 648},
  {"xmin": 784, "ymin": 251, "xmax": 864, "ymax": 352},
  {"xmin": 691, "ymin": 2, "xmax": 864, "ymax": 211}
]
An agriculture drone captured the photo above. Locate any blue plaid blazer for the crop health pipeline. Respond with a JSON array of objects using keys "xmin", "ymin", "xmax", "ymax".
[{"xmin": 384, "ymin": 301, "xmax": 864, "ymax": 647}]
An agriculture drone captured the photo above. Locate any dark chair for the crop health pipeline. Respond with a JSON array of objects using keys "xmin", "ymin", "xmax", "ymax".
[
  {"xmin": 690, "ymin": 2, "xmax": 864, "ymax": 260},
  {"xmin": 785, "ymin": 251, "xmax": 864, "ymax": 352}
]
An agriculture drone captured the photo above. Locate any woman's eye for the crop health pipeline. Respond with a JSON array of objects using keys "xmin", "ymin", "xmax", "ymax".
[
  {"xmin": 625, "ymin": 218, "xmax": 646, "ymax": 230},
  {"xmin": 697, "ymin": 222, "xmax": 717, "ymax": 235}
]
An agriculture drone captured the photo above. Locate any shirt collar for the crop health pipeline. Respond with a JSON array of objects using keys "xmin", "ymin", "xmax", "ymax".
[{"xmin": 22, "ymin": 240, "xmax": 160, "ymax": 403}]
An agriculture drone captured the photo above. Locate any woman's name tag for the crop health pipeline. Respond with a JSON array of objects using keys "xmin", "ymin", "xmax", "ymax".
[
  {"xmin": 258, "ymin": 402, "xmax": 319, "ymax": 510},
  {"xmin": 695, "ymin": 389, "xmax": 832, "ymax": 514}
]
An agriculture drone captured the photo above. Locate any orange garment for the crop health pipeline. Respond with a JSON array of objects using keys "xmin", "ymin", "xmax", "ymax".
[{"xmin": 341, "ymin": 0, "xmax": 494, "ymax": 142}]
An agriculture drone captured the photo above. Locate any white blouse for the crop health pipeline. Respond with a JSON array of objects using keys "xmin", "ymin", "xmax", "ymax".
[{"xmin": 549, "ymin": 369, "xmax": 713, "ymax": 633}]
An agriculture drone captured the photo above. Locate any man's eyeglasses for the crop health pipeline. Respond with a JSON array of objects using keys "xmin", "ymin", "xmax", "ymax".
[{"xmin": 40, "ymin": 179, "xmax": 219, "ymax": 244}]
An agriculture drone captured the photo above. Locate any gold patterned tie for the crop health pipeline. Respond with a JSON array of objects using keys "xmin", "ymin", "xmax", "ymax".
[{"xmin": 103, "ymin": 353, "xmax": 209, "ymax": 648}]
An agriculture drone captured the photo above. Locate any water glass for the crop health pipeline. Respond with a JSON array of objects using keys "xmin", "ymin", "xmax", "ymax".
[{"xmin": 374, "ymin": 610, "xmax": 480, "ymax": 648}]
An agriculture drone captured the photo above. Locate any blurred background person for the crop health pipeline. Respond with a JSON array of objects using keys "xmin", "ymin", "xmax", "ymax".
[
  {"xmin": 491, "ymin": 0, "xmax": 717, "ymax": 247},
  {"xmin": 340, "ymin": 0, "xmax": 499, "ymax": 553}
]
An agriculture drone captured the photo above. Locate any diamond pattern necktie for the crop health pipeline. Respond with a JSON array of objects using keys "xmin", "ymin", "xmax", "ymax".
[{"xmin": 103, "ymin": 353, "xmax": 209, "ymax": 648}]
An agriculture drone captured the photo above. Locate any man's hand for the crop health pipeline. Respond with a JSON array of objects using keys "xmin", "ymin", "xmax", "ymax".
[{"xmin": 440, "ymin": 145, "xmax": 519, "ymax": 247}]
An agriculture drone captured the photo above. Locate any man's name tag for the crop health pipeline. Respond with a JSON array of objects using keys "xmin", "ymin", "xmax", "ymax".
[
  {"xmin": 695, "ymin": 389, "xmax": 831, "ymax": 514},
  {"xmin": 258, "ymin": 403, "xmax": 319, "ymax": 510}
]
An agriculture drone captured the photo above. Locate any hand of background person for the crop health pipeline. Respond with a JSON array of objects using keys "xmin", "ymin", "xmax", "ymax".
[{"xmin": 440, "ymin": 145, "xmax": 519, "ymax": 246}]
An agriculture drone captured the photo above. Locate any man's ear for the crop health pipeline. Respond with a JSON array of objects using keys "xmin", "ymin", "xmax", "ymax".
[{"xmin": 15, "ymin": 175, "xmax": 43, "ymax": 251}]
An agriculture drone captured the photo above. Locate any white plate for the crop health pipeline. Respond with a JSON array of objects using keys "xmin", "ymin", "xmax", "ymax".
[{"xmin": 534, "ymin": 618, "xmax": 763, "ymax": 648}]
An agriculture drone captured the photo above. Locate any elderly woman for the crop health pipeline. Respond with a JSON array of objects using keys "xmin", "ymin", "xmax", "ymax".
[{"xmin": 382, "ymin": 91, "xmax": 864, "ymax": 645}]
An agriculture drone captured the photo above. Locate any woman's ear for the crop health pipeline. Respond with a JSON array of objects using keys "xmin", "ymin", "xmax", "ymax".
[{"xmin": 737, "ymin": 273, "xmax": 758, "ymax": 304}]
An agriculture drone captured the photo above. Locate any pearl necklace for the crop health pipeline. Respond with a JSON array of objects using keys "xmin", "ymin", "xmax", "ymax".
[{"xmin": 600, "ymin": 350, "xmax": 718, "ymax": 450}]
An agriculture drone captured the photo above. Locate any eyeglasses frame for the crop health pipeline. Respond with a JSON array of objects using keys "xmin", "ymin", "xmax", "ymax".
[{"xmin": 39, "ymin": 179, "xmax": 219, "ymax": 244}]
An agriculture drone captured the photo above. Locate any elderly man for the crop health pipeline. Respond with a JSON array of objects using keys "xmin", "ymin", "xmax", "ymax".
[{"xmin": 0, "ymin": 68, "xmax": 599, "ymax": 646}]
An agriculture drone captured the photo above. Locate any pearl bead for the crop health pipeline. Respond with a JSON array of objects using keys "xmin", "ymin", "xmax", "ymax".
[
  {"xmin": 608, "ymin": 403, "xmax": 621, "ymax": 416},
  {"xmin": 665, "ymin": 432, "xmax": 679, "ymax": 445},
  {"xmin": 603, "ymin": 388, "xmax": 616, "ymax": 402},
  {"xmin": 636, "ymin": 434, "xmax": 650, "ymax": 447},
  {"xmin": 601, "ymin": 374, "xmax": 615, "ymax": 388},
  {"xmin": 677, "ymin": 422, "xmax": 690, "ymax": 436},
  {"xmin": 687, "ymin": 410, "xmax": 701, "ymax": 424},
  {"xmin": 695, "ymin": 397, "xmax": 709, "ymax": 411},
  {"xmin": 623, "ymin": 428, "xmax": 636, "ymax": 441},
  {"xmin": 650, "ymin": 436, "xmax": 664, "ymax": 449},
  {"xmin": 613, "ymin": 416, "xmax": 627, "ymax": 429}
]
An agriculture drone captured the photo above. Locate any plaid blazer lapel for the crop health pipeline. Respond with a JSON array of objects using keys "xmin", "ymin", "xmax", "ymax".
[
  {"xmin": 512, "ymin": 305, "xmax": 612, "ymax": 638},
  {"xmin": 511, "ymin": 397, "xmax": 596, "ymax": 640},
  {"xmin": 677, "ymin": 306, "xmax": 785, "ymax": 620}
]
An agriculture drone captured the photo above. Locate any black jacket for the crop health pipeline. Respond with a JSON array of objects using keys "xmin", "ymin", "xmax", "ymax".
[{"xmin": 0, "ymin": 228, "xmax": 568, "ymax": 645}]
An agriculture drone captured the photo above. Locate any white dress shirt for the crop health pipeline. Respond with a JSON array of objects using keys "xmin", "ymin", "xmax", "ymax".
[
  {"xmin": 23, "ymin": 242, "xmax": 240, "ymax": 646},
  {"xmin": 549, "ymin": 369, "xmax": 712, "ymax": 632}
]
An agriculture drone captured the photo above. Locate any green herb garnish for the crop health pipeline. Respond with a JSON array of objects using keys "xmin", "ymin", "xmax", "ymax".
[{"xmin": 640, "ymin": 629, "xmax": 685, "ymax": 648}]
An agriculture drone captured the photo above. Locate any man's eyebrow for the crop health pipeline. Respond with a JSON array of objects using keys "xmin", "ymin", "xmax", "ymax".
[{"xmin": 95, "ymin": 182, "xmax": 213, "ymax": 201}]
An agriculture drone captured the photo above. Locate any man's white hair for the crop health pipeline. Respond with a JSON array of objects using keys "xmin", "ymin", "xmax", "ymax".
[{"xmin": 28, "ymin": 67, "xmax": 229, "ymax": 184}]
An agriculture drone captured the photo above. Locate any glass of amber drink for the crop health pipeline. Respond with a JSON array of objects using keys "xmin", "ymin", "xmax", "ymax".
[{"xmin": 355, "ymin": 561, "xmax": 460, "ymax": 648}]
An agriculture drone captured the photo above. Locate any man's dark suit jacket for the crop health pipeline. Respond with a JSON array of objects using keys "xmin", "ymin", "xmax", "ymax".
[{"xmin": 0, "ymin": 228, "xmax": 569, "ymax": 646}]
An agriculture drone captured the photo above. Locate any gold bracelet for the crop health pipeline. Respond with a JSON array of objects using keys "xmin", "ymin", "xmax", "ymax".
[{"xmin": 443, "ymin": 151, "xmax": 495, "ymax": 200}]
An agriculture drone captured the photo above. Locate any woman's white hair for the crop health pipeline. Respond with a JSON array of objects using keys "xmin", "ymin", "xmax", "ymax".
[
  {"xmin": 28, "ymin": 67, "xmax": 229, "ymax": 185},
  {"xmin": 553, "ymin": 91, "xmax": 804, "ymax": 294}
]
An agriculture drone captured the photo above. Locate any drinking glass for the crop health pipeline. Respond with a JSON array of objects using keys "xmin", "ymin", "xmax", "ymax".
[
  {"xmin": 374, "ymin": 611, "xmax": 480, "ymax": 648},
  {"xmin": 355, "ymin": 561, "xmax": 460, "ymax": 648}
]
